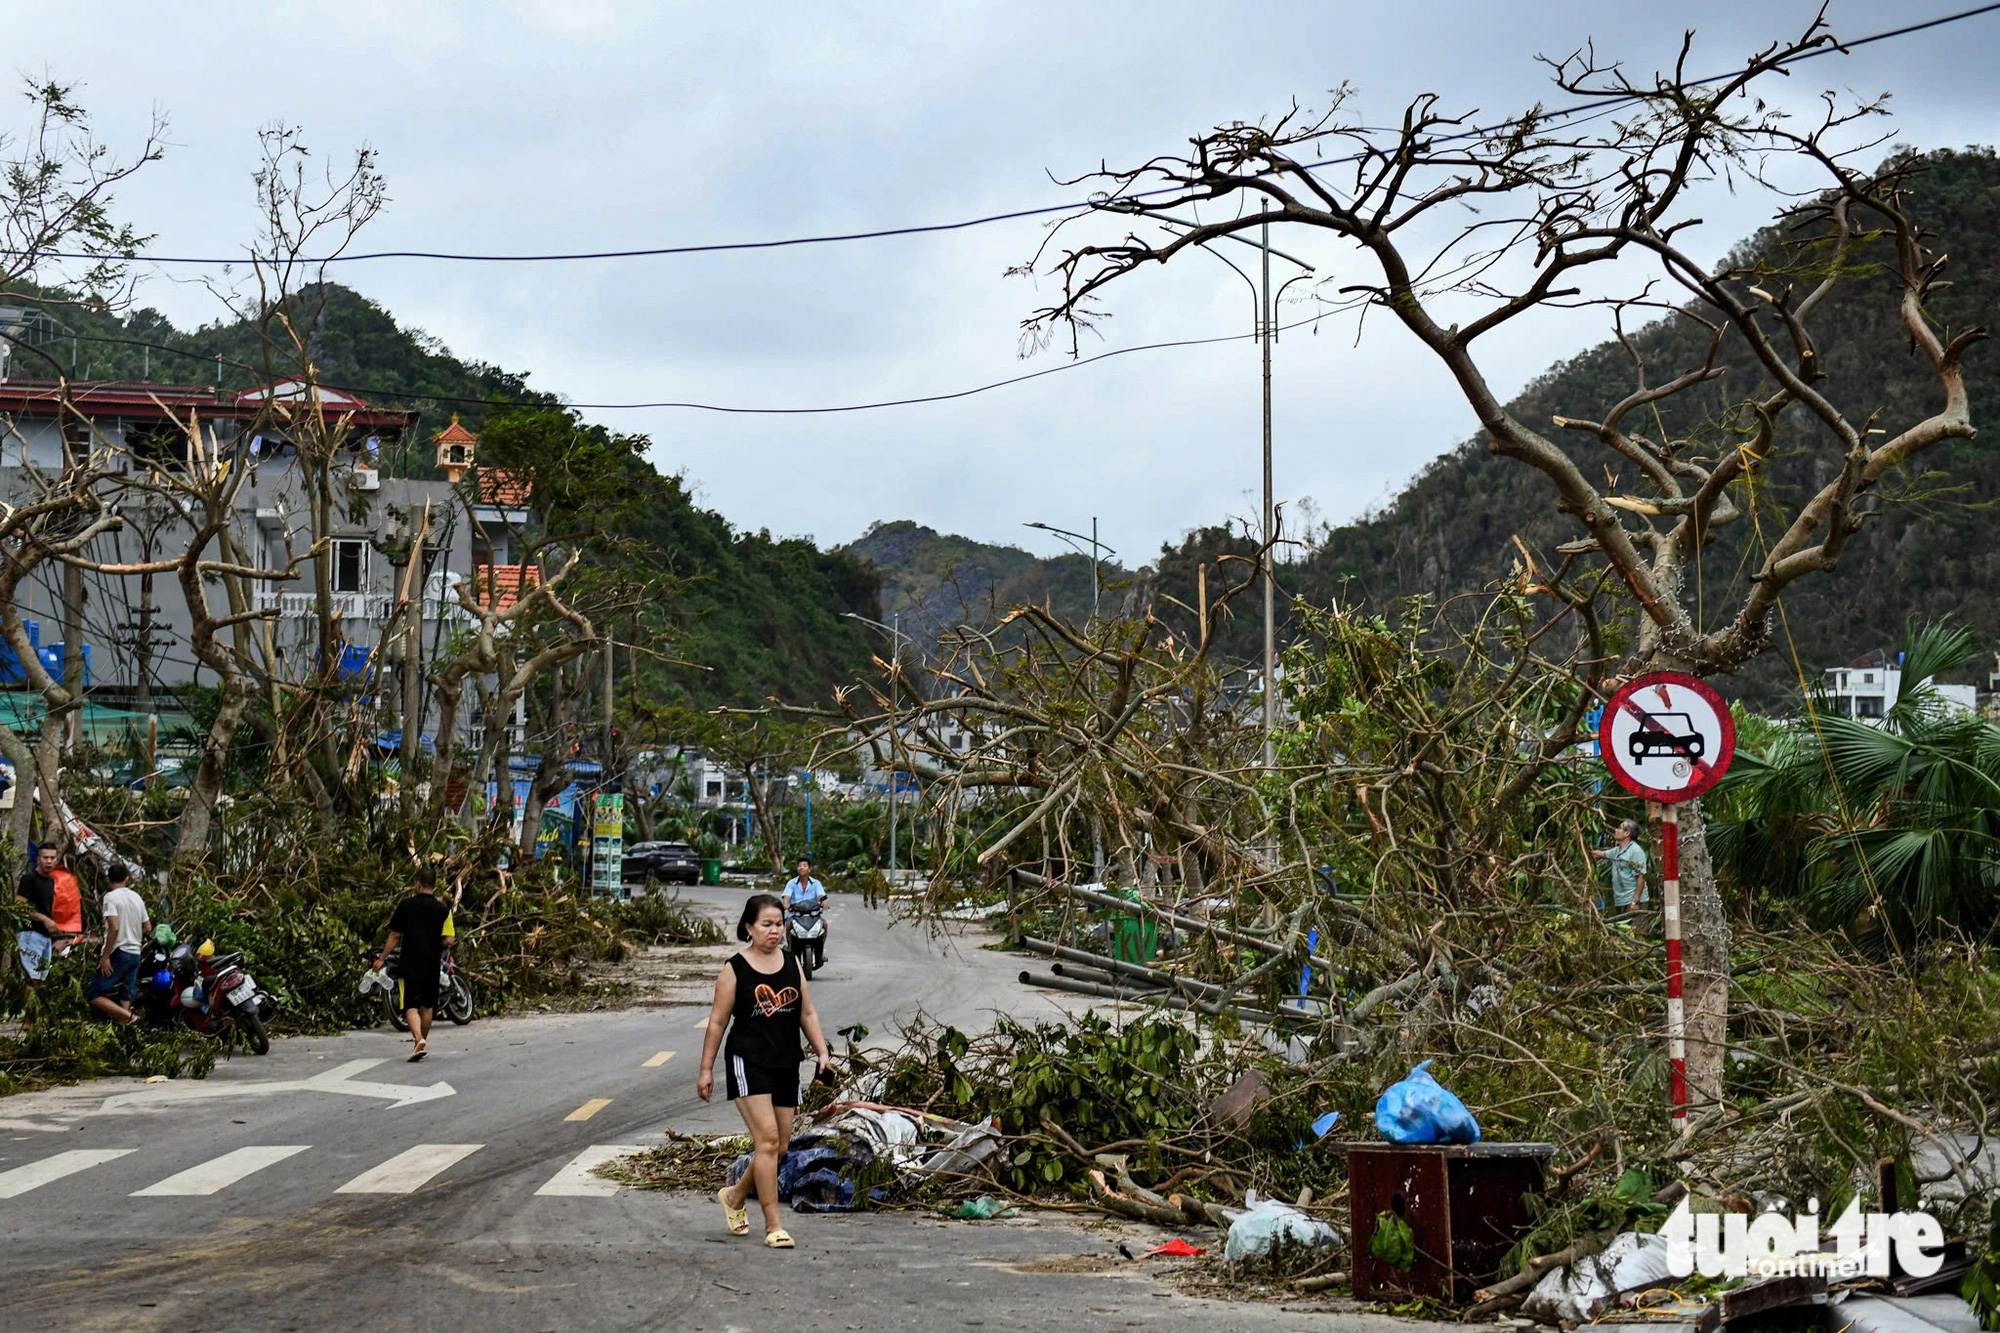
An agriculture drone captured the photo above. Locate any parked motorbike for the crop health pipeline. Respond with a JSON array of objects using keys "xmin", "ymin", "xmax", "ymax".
[
  {"xmin": 135, "ymin": 929, "xmax": 274, "ymax": 1055},
  {"xmin": 786, "ymin": 903, "xmax": 827, "ymax": 979},
  {"xmin": 366, "ymin": 944, "xmax": 475, "ymax": 1029}
]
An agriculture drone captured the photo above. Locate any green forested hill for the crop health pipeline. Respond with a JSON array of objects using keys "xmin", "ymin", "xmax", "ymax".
[
  {"xmin": 0, "ymin": 281, "xmax": 879, "ymax": 708},
  {"xmin": 1290, "ymin": 147, "xmax": 2000, "ymax": 707}
]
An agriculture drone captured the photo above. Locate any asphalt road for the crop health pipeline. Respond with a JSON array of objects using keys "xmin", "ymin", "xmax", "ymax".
[{"xmin": 0, "ymin": 888, "xmax": 1446, "ymax": 1332}]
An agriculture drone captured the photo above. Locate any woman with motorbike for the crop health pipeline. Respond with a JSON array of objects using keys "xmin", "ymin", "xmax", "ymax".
[{"xmin": 697, "ymin": 893, "xmax": 833, "ymax": 1249}]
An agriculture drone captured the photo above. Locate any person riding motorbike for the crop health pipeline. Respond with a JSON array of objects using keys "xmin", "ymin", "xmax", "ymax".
[{"xmin": 783, "ymin": 858, "xmax": 827, "ymax": 962}]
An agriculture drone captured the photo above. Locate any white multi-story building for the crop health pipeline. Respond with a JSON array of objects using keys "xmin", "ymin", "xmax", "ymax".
[{"xmin": 1824, "ymin": 651, "xmax": 1977, "ymax": 721}]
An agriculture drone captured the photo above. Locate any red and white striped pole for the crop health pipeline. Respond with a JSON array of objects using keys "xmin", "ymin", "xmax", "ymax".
[{"xmin": 1661, "ymin": 803, "xmax": 1688, "ymax": 1133}]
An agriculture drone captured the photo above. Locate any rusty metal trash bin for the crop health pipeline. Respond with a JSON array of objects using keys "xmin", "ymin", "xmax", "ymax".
[{"xmin": 1345, "ymin": 1141, "xmax": 1556, "ymax": 1303}]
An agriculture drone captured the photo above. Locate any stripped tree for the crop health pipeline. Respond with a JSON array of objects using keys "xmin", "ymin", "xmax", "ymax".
[
  {"xmin": 78, "ymin": 403, "xmax": 310, "ymax": 863},
  {"xmin": 1016, "ymin": 15, "xmax": 1985, "ymax": 1111},
  {"xmin": 0, "ymin": 79, "xmax": 163, "ymax": 848}
]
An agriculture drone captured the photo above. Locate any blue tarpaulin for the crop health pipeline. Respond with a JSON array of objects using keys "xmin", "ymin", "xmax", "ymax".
[{"xmin": 337, "ymin": 644, "xmax": 375, "ymax": 679}]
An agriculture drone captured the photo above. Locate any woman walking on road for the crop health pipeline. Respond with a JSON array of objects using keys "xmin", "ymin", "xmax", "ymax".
[{"xmin": 698, "ymin": 893, "xmax": 833, "ymax": 1249}]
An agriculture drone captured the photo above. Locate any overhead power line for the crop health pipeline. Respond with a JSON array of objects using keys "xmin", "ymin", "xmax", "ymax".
[
  {"xmin": 59, "ymin": 317, "xmax": 1335, "ymax": 415},
  {"xmin": 4, "ymin": 3, "xmax": 1996, "ymax": 271}
]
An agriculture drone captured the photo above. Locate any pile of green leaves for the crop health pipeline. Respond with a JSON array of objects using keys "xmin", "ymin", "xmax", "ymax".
[
  {"xmin": 1, "ymin": 801, "xmax": 680, "ymax": 1091},
  {"xmin": 0, "ymin": 952, "xmax": 216, "ymax": 1096},
  {"xmin": 595, "ymin": 891, "xmax": 725, "ymax": 947},
  {"xmin": 877, "ymin": 1015, "xmax": 1216, "ymax": 1194}
]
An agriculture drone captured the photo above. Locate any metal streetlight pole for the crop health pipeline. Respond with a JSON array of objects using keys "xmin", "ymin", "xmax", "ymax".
[
  {"xmin": 1023, "ymin": 519, "xmax": 1116, "ymax": 624},
  {"xmin": 1260, "ymin": 209, "xmax": 1276, "ymax": 770},
  {"xmin": 889, "ymin": 610, "xmax": 898, "ymax": 878},
  {"xmin": 843, "ymin": 610, "xmax": 908, "ymax": 879},
  {"xmin": 1155, "ymin": 211, "xmax": 1311, "ymax": 769}
]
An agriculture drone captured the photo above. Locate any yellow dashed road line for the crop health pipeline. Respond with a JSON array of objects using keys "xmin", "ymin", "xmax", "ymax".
[
  {"xmin": 642, "ymin": 1051, "xmax": 675, "ymax": 1068},
  {"xmin": 565, "ymin": 1099, "xmax": 612, "ymax": 1122},
  {"xmin": 695, "ymin": 1016, "xmax": 709, "ymax": 1030}
]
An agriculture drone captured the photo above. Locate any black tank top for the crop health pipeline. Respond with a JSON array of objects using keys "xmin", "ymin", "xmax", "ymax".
[{"xmin": 724, "ymin": 951, "xmax": 803, "ymax": 1068}]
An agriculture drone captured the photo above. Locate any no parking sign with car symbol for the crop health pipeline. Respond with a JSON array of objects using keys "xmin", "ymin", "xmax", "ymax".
[
  {"xmin": 1595, "ymin": 670, "xmax": 1735, "ymax": 1136},
  {"xmin": 1597, "ymin": 671, "xmax": 1735, "ymax": 802}
]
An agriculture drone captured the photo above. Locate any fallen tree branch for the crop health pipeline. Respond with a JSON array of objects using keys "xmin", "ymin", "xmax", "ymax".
[
  {"xmin": 1018, "ymin": 969, "xmax": 1314, "ymax": 1028},
  {"xmin": 1087, "ymin": 1168, "xmax": 1195, "ymax": 1226}
]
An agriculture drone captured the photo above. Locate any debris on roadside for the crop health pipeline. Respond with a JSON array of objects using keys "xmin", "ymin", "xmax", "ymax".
[
  {"xmin": 1211, "ymin": 1070, "xmax": 1275, "ymax": 1133},
  {"xmin": 1373, "ymin": 1060, "xmax": 1480, "ymax": 1146},
  {"xmin": 604, "ymin": 1104, "xmax": 1003, "ymax": 1211},
  {"xmin": 945, "ymin": 1194, "xmax": 1012, "ymax": 1220},
  {"xmin": 1520, "ymin": 1232, "xmax": 1672, "ymax": 1326},
  {"xmin": 1225, "ymin": 1190, "xmax": 1343, "ymax": 1263}
]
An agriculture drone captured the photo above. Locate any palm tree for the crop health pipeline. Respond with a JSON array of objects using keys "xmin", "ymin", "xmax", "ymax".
[{"xmin": 1710, "ymin": 622, "xmax": 2000, "ymax": 947}]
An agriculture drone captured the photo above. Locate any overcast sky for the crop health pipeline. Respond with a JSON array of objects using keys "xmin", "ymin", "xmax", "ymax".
[{"xmin": 11, "ymin": 0, "xmax": 1998, "ymax": 563}]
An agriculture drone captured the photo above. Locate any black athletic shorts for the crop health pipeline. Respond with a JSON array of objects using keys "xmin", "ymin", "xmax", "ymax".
[
  {"xmin": 396, "ymin": 964, "xmax": 441, "ymax": 1011},
  {"xmin": 724, "ymin": 1051, "xmax": 798, "ymax": 1107}
]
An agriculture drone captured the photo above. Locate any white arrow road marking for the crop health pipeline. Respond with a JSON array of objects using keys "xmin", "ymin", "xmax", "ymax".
[
  {"xmin": 335, "ymin": 1143, "xmax": 483, "ymax": 1194},
  {"xmin": 99, "ymin": 1059, "xmax": 454, "ymax": 1113},
  {"xmin": 0, "ymin": 1149, "xmax": 136, "ymax": 1198},
  {"xmin": 535, "ymin": 1145, "xmax": 640, "ymax": 1197},
  {"xmin": 133, "ymin": 1145, "xmax": 308, "ymax": 1196}
]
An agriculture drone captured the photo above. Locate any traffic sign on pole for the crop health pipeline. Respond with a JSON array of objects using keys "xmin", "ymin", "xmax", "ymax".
[
  {"xmin": 1597, "ymin": 671, "xmax": 1735, "ymax": 804},
  {"xmin": 1597, "ymin": 671, "xmax": 1736, "ymax": 1135}
]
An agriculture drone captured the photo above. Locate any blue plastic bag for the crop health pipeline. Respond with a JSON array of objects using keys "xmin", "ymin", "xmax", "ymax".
[{"xmin": 1373, "ymin": 1060, "xmax": 1480, "ymax": 1145}]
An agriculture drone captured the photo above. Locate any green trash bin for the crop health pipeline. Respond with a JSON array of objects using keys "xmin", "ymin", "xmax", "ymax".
[
  {"xmin": 700, "ymin": 858, "xmax": 723, "ymax": 885},
  {"xmin": 1107, "ymin": 888, "xmax": 1158, "ymax": 964}
]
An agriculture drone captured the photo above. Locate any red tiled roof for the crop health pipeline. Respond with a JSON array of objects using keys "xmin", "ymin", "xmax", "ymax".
[
  {"xmin": 472, "ymin": 563, "xmax": 539, "ymax": 613},
  {"xmin": 433, "ymin": 415, "xmax": 478, "ymax": 446},
  {"xmin": 479, "ymin": 467, "xmax": 531, "ymax": 506}
]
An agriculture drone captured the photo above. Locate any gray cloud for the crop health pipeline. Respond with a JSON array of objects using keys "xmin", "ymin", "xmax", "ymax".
[{"xmin": 15, "ymin": 0, "xmax": 1997, "ymax": 563}]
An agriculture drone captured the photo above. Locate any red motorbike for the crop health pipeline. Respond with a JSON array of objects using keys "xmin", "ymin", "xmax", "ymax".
[{"xmin": 136, "ymin": 936, "xmax": 272, "ymax": 1055}]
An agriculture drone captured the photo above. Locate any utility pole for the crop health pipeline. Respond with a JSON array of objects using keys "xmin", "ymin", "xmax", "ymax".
[
  {"xmin": 1260, "ymin": 208, "xmax": 1276, "ymax": 770},
  {"xmin": 887, "ymin": 610, "xmax": 899, "ymax": 881}
]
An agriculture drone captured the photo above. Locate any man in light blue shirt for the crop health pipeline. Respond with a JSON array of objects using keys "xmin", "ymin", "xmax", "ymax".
[
  {"xmin": 784, "ymin": 858, "xmax": 827, "ymax": 956},
  {"xmin": 1594, "ymin": 819, "xmax": 1650, "ymax": 935}
]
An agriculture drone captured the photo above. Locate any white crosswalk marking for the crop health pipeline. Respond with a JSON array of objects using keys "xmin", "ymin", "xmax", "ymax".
[
  {"xmin": 334, "ymin": 1143, "xmax": 482, "ymax": 1195},
  {"xmin": 133, "ymin": 1145, "xmax": 309, "ymax": 1197},
  {"xmin": 535, "ymin": 1145, "xmax": 640, "ymax": 1197},
  {"xmin": 0, "ymin": 1149, "xmax": 136, "ymax": 1199}
]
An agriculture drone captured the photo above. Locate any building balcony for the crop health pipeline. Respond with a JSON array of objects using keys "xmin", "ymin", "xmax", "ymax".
[{"xmin": 254, "ymin": 590, "xmax": 394, "ymax": 621}]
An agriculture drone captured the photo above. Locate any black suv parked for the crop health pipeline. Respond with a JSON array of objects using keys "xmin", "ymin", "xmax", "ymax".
[{"xmin": 623, "ymin": 841, "xmax": 702, "ymax": 885}]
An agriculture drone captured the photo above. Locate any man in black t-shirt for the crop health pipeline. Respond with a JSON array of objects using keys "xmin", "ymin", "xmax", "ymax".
[
  {"xmin": 15, "ymin": 845, "xmax": 61, "ymax": 994},
  {"xmin": 378, "ymin": 866, "xmax": 450, "ymax": 1061}
]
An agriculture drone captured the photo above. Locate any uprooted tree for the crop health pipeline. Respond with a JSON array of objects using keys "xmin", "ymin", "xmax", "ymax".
[{"xmin": 1015, "ymin": 15, "xmax": 1986, "ymax": 1112}]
